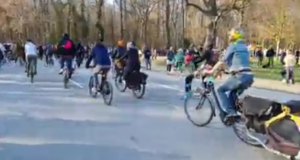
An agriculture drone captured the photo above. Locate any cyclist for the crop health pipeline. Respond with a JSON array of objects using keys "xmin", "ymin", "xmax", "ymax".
[
  {"xmin": 75, "ymin": 42, "xmax": 85, "ymax": 68},
  {"xmin": 120, "ymin": 42, "xmax": 140, "ymax": 85},
  {"xmin": 45, "ymin": 44, "xmax": 53, "ymax": 65},
  {"xmin": 24, "ymin": 39, "xmax": 38, "ymax": 75},
  {"xmin": 202, "ymin": 28, "xmax": 254, "ymax": 122},
  {"xmin": 57, "ymin": 33, "xmax": 76, "ymax": 75},
  {"xmin": 85, "ymin": 35, "xmax": 111, "ymax": 93},
  {"xmin": 112, "ymin": 40, "xmax": 126, "ymax": 74},
  {"xmin": 183, "ymin": 43, "xmax": 218, "ymax": 99}
]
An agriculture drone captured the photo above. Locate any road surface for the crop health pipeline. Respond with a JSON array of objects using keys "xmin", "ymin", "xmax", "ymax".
[{"xmin": 0, "ymin": 61, "xmax": 298, "ymax": 160}]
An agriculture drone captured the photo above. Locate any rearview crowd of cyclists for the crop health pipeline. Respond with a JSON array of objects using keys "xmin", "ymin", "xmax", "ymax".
[{"xmin": 0, "ymin": 28, "xmax": 255, "ymax": 125}]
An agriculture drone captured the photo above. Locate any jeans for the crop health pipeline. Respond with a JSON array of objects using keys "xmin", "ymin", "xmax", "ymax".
[
  {"xmin": 217, "ymin": 73, "xmax": 254, "ymax": 114},
  {"xmin": 60, "ymin": 57, "xmax": 73, "ymax": 71},
  {"xmin": 268, "ymin": 57, "xmax": 274, "ymax": 67},
  {"xmin": 26, "ymin": 55, "xmax": 37, "ymax": 73},
  {"xmin": 145, "ymin": 58, "xmax": 151, "ymax": 70}
]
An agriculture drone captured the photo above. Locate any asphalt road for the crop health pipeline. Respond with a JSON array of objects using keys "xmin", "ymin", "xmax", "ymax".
[{"xmin": 0, "ymin": 61, "xmax": 298, "ymax": 160}]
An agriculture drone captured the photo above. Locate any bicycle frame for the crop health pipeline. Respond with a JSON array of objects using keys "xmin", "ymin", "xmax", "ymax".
[{"xmin": 206, "ymin": 81, "xmax": 240, "ymax": 119}]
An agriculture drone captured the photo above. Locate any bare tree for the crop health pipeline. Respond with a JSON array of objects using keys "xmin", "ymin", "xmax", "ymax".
[{"xmin": 185, "ymin": 0, "xmax": 250, "ymax": 48}]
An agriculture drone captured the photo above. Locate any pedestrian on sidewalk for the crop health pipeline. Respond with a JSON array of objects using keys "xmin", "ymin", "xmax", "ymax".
[
  {"xmin": 143, "ymin": 46, "xmax": 151, "ymax": 70},
  {"xmin": 175, "ymin": 48, "xmax": 184, "ymax": 73},
  {"xmin": 166, "ymin": 46, "xmax": 175, "ymax": 72},
  {"xmin": 281, "ymin": 49, "xmax": 295, "ymax": 84}
]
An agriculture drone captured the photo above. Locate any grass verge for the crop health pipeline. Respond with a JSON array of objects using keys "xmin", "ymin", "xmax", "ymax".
[{"xmin": 151, "ymin": 56, "xmax": 300, "ymax": 82}]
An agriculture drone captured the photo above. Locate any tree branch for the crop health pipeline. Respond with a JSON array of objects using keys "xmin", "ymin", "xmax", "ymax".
[{"xmin": 185, "ymin": 0, "xmax": 213, "ymax": 16}]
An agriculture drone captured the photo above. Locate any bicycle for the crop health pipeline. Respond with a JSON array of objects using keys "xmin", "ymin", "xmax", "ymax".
[
  {"xmin": 45, "ymin": 55, "xmax": 54, "ymax": 67},
  {"xmin": 115, "ymin": 70, "xmax": 147, "ymax": 99},
  {"xmin": 88, "ymin": 69, "xmax": 113, "ymax": 105},
  {"xmin": 184, "ymin": 70, "xmax": 244, "ymax": 127},
  {"xmin": 63, "ymin": 63, "xmax": 71, "ymax": 88},
  {"xmin": 27, "ymin": 59, "xmax": 35, "ymax": 83}
]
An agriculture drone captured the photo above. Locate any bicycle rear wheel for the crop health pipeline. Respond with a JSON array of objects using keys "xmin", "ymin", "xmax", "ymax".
[
  {"xmin": 101, "ymin": 81, "xmax": 113, "ymax": 105},
  {"xmin": 30, "ymin": 62, "xmax": 34, "ymax": 83},
  {"xmin": 184, "ymin": 94, "xmax": 215, "ymax": 127},
  {"xmin": 63, "ymin": 70, "xmax": 69, "ymax": 88},
  {"xmin": 115, "ymin": 74, "xmax": 127, "ymax": 92},
  {"xmin": 232, "ymin": 116, "xmax": 264, "ymax": 147}
]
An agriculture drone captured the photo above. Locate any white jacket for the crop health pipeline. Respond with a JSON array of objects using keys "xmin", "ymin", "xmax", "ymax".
[
  {"xmin": 25, "ymin": 42, "xmax": 37, "ymax": 56},
  {"xmin": 0, "ymin": 43, "xmax": 5, "ymax": 53}
]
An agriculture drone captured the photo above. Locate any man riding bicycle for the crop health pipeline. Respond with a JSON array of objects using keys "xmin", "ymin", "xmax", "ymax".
[
  {"xmin": 24, "ymin": 39, "xmax": 38, "ymax": 75},
  {"xmin": 85, "ymin": 35, "xmax": 111, "ymax": 93},
  {"xmin": 57, "ymin": 33, "xmax": 76, "ymax": 75},
  {"xmin": 202, "ymin": 28, "xmax": 254, "ymax": 122},
  {"xmin": 112, "ymin": 40, "xmax": 126, "ymax": 75}
]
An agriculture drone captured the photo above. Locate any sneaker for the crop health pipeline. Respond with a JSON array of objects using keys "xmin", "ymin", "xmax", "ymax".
[
  {"xmin": 91, "ymin": 87, "xmax": 97, "ymax": 93},
  {"xmin": 183, "ymin": 92, "xmax": 191, "ymax": 99},
  {"xmin": 281, "ymin": 79, "xmax": 287, "ymax": 83},
  {"xmin": 58, "ymin": 69, "xmax": 63, "ymax": 74},
  {"xmin": 223, "ymin": 112, "xmax": 238, "ymax": 126}
]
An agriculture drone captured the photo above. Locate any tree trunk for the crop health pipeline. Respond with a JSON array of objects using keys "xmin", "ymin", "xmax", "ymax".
[
  {"xmin": 165, "ymin": 0, "xmax": 171, "ymax": 47},
  {"xmin": 119, "ymin": 0, "xmax": 124, "ymax": 39},
  {"xmin": 203, "ymin": 19, "xmax": 217, "ymax": 49},
  {"xmin": 96, "ymin": 0, "xmax": 104, "ymax": 40},
  {"xmin": 67, "ymin": 2, "xmax": 72, "ymax": 35}
]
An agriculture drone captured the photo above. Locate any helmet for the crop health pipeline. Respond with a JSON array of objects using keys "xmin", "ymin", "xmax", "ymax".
[
  {"xmin": 229, "ymin": 28, "xmax": 244, "ymax": 41},
  {"xmin": 117, "ymin": 40, "xmax": 124, "ymax": 46}
]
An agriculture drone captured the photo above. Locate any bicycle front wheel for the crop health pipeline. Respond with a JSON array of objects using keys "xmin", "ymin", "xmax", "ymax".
[{"xmin": 184, "ymin": 94, "xmax": 215, "ymax": 127}]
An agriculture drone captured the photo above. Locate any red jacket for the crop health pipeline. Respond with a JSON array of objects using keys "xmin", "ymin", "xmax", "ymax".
[{"xmin": 185, "ymin": 54, "xmax": 194, "ymax": 64}]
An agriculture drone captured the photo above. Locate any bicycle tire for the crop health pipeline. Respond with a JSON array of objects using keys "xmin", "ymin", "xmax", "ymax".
[
  {"xmin": 88, "ymin": 76, "xmax": 97, "ymax": 98},
  {"xmin": 132, "ymin": 84, "xmax": 146, "ymax": 99},
  {"xmin": 232, "ymin": 117, "xmax": 263, "ymax": 147},
  {"xmin": 63, "ymin": 70, "xmax": 69, "ymax": 88},
  {"xmin": 102, "ymin": 81, "xmax": 113, "ymax": 105},
  {"xmin": 115, "ymin": 74, "xmax": 127, "ymax": 92},
  {"xmin": 184, "ymin": 94, "xmax": 215, "ymax": 127},
  {"xmin": 30, "ymin": 62, "xmax": 34, "ymax": 83}
]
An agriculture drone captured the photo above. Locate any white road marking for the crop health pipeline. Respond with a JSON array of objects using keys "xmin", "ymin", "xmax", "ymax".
[{"xmin": 69, "ymin": 79, "xmax": 84, "ymax": 88}]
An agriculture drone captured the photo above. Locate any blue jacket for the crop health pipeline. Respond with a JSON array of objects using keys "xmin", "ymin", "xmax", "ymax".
[
  {"xmin": 167, "ymin": 50, "xmax": 174, "ymax": 61},
  {"xmin": 86, "ymin": 43, "xmax": 111, "ymax": 67},
  {"xmin": 143, "ymin": 49, "xmax": 151, "ymax": 59},
  {"xmin": 222, "ymin": 40, "xmax": 251, "ymax": 71}
]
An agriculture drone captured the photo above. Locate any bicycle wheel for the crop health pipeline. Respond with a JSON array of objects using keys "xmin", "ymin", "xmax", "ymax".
[
  {"xmin": 30, "ymin": 62, "xmax": 34, "ymax": 83},
  {"xmin": 88, "ymin": 76, "xmax": 97, "ymax": 98},
  {"xmin": 132, "ymin": 84, "xmax": 146, "ymax": 99},
  {"xmin": 63, "ymin": 70, "xmax": 69, "ymax": 88},
  {"xmin": 232, "ymin": 116, "xmax": 264, "ymax": 147},
  {"xmin": 101, "ymin": 81, "xmax": 113, "ymax": 105},
  {"xmin": 115, "ymin": 74, "xmax": 127, "ymax": 92},
  {"xmin": 184, "ymin": 94, "xmax": 215, "ymax": 127}
]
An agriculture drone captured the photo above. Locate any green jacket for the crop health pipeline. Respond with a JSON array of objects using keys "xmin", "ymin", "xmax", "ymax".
[{"xmin": 175, "ymin": 52, "xmax": 184, "ymax": 63}]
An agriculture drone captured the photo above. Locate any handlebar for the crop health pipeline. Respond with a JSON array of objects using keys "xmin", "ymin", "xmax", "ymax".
[{"xmin": 200, "ymin": 69, "xmax": 237, "ymax": 79}]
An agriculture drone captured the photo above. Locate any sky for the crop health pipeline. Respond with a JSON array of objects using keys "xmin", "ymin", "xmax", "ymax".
[{"xmin": 106, "ymin": 0, "xmax": 113, "ymax": 5}]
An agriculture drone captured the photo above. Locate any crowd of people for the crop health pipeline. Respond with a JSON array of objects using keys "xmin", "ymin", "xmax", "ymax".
[{"xmin": 253, "ymin": 47, "xmax": 300, "ymax": 84}]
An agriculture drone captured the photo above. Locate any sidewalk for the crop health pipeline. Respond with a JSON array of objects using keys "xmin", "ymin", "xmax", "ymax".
[{"xmin": 144, "ymin": 65, "xmax": 300, "ymax": 94}]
